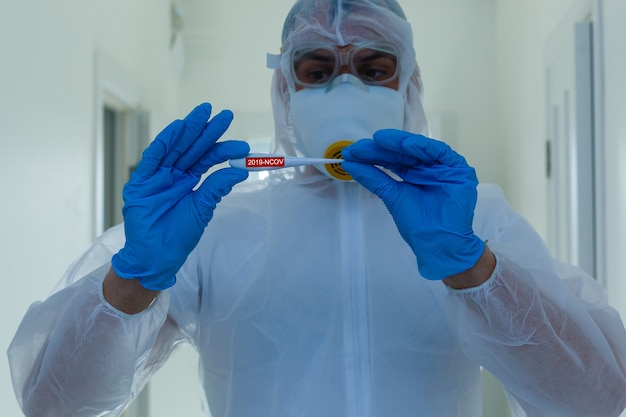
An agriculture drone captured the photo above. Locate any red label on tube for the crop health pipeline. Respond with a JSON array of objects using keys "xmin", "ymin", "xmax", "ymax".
[{"xmin": 245, "ymin": 157, "xmax": 285, "ymax": 168}]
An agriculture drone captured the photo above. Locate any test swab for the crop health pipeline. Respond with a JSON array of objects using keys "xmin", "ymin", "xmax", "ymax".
[{"xmin": 229, "ymin": 153, "xmax": 343, "ymax": 171}]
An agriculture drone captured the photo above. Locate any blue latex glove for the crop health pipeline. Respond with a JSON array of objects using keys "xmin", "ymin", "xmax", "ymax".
[
  {"xmin": 342, "ymin": 129, "xmax": 484, "ymax": 280},
  {"xmin": 111, "ymin": 103, "xmax": 250, "ymax": 290}
]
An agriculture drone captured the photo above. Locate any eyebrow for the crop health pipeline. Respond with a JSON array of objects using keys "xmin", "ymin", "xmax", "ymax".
[
  {"xmin": 297, "ymin": 51, "xmax": 335, "ymax": 63},
  {"xmin": 355, "ymin": 50, "xmax": 396, "ymax": 63}
]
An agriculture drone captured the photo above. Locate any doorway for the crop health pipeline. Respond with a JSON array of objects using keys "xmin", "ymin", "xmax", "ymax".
[{"xmin": 101, "ymin": 105, "xmax": 150, "ymax": 230}]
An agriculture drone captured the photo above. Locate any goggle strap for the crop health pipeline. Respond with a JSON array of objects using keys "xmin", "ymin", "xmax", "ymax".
[{"xmin": 266, "ymin": 53, "xmax": 281, "ymax": 69}]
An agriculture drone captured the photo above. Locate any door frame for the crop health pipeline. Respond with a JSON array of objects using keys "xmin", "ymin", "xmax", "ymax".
[{"xmin": 92, "ymin": 51, "xmax": 141, "ymax": 238}]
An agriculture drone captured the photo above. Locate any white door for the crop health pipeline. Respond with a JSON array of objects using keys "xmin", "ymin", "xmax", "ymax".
[{"xmin": 545, "ymin": 4, "xmax": 599, "ymax": 278}]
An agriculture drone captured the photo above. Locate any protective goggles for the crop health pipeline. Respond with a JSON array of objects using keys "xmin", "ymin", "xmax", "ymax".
[{"xmin": 289, "ymin": 41, "xmax": 399, "ymax": 88}]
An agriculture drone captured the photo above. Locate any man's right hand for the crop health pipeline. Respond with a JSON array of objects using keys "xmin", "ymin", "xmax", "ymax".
[{"xmin": 110, "ymin": 103, "xmax": 249, "ymax": 291}]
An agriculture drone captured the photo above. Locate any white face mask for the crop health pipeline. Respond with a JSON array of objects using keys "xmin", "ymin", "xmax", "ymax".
[{"xmin": 289, "ymin": 74, "xmax": 405, "ymax": 181}]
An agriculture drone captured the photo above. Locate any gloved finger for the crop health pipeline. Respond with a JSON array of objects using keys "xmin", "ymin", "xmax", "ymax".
[
  {"xmin": 342, "ymin": 139, "xmax": 419, "ymax": 171},
  {"xmin": 398, "ymin": 162, "xmax": 476, "ymax": 186},
  {"xmin": 133, "ymin": 104, "xmax": 211, "ymax": 176},
  {"xmin": 135, "ymin": 120, "xmax": 191, "ymax": 177},
  {"xmin": 188, "ymin": 140, "xmax": 250, "ymax": 176},
  {"xmin": 172, "ymin": 108, "xmax": 235, "ymax": 171},
  {"xmin": 373, "ymin": 129, "xmax": 468, "ymax": 168},
  {"xmin": 133, "ymin": 136, "xmax": 171, "ymax": 178},
  {"xmin": 192, "ymin": 167, "xmax": 249, "ymax": 223},
  {"xmin": 161, "ymin": 103, "xmax": 213, "ymax": 167},
  {"xmin": 342, "ymin": 160, "xmax": 399, "ymax": 200}
]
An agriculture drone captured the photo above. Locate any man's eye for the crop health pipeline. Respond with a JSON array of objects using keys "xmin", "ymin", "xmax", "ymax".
[
  {"xmin": 354, "ymin": 52, "xmax": 397, "ymax": 82},
  {"xmin": 295, "ymin": 61, "xmax": 335, "ymax": 84},
  {"xmin": 361, "ymin": 68, "xmax": 386, "ymax": 80},
  {"xmin": 307, "ymin": 70, "xmax": 331, "ymax": 82},
  {"xmin": 356, "ymin": 60, "xmax": 396, "ymax": 82}
]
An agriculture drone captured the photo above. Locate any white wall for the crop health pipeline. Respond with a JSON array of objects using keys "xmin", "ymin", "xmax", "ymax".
[
  {"xmin": 493, "ymin": 0, "xmax": 578, "ymax": 235},
  {"xmin": 403, "ymin": 0, "xmax": 500, "ymax": 184},
  {"xmin": 493, "ymin": 0, "xmax": 626, "ymax": 319},
  {"xmin": 0, "ymin": 1, "xmax": 181, "ymax": 416}
]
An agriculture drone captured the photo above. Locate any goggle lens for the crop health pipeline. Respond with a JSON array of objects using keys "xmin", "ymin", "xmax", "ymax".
[{"xmin": 292, "ymin": 42, "xmax": 399, "ymax": 88}]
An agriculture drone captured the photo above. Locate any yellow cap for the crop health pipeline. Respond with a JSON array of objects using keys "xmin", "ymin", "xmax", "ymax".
[{"xmin": 323, "ymin": 140, "xmax": 353, "ymax": 181}]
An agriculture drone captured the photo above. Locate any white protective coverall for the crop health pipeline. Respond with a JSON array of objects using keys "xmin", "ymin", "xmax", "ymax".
[{"xmin": 9, "ymin": 1, "xmax": 626, "ymax": 416}]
